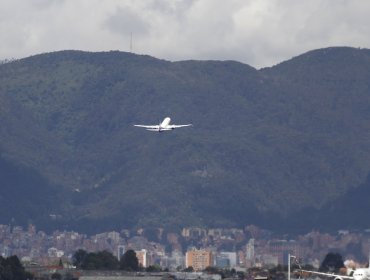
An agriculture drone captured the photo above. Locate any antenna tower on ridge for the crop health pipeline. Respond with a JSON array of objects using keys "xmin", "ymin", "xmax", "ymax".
[{"xmin": 130, "ymin": 32, "xmax": 133, "ymax": 53}]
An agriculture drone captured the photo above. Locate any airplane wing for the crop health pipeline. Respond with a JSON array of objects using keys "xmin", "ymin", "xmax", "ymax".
[
  {"xmin": 168, "ymin": 124, "xmax": 193, "ymax": 129},
  {"xmin": 133, "ymin": 125, "xmax": 159, "ymax": 129},
  {"xmin": 299, "ymin": 270, "xmax": 353, "ymax": 279}
]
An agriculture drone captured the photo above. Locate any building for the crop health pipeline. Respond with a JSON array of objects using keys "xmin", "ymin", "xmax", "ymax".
[
  {"xmin": 259, "ymin": 254, "xmax": 279, "ymax": 267},
  {"xmin": 47, "ymin": 247, "xmax": 64, "ymax": 258},
  {"xmin": 136, "ymin": 249, "xmax": 148, "ymax": 268},
  {"xmin": 117, "ymin": 245, "xmax": 125, "ymax": 261},
  {"xmin": 186, "ymin": 248, "xmax": 213, "ymax": 271},
  {"xmin": 268, "ymin": 240, "xmax": 301, "ymax": 265},
  {"xmin": 216, "ymin": 252, "xmax": 237, "ymax": 268}
]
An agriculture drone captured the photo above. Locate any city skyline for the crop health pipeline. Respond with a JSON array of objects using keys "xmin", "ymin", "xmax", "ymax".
[{"xmin": 1, "ymin": 223, "xmax": 369, "ymax": 270}]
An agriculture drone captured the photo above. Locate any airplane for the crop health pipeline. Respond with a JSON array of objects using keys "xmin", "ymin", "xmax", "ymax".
[
  {"xmin": 299, "ymin": 266, "xmax": 369, "ymax": 280},
  {"xmin": 133, "ymin": 117, "xmax": 192, "ymax": 132}
]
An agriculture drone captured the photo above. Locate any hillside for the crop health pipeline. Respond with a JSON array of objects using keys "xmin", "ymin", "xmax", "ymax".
[{"xmin": 1, "ymin": 47, "xmax": 370, "ymax": 233}]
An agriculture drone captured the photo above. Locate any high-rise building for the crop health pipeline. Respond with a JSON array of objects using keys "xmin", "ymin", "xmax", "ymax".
[
  {"xmin": 136, "ymin": 249, "xmax": 148, "ymax": 268},
  {"xmin": 246, "ymin": 238, "xmax": 255, "ymax": 265},
  {"xmin": 117, "ymin": 245, "xmax": 125, "ymax": 261},
  {"xmin": 185, "ymin": 248, "xmax": 213, "ymax": 271}
]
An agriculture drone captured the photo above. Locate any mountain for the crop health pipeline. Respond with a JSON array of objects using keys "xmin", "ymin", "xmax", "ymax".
[{"xmin": 1, "ymin": 47, "xmax": 370, "ymax": 233}]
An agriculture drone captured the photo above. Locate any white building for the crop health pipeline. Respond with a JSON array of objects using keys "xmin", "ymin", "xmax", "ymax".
[
  {"xmin": 47, "ymin": 247, "xmax": 64, "ymax": 258},
  {"xmin": 117, "ymin": 245, "xmax": 125, "ymax": 261}
]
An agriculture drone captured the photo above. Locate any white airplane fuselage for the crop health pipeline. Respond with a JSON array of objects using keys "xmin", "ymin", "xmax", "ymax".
[
  {"xmin": 133, "ymin": 117, "xmax": 192, "ymax": 132},
  {"xmin": 301, "ymin": 267, "xmax": 370, "ymax": 280},
  {"xmin": 353, "ymin": 268, "xmax": 370, "ymax": 280}
]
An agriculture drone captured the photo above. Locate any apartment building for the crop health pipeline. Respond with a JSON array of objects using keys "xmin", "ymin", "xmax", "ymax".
[{"xmin": 185, "ymin": 248, "xmax": 213, "ymax": 271}]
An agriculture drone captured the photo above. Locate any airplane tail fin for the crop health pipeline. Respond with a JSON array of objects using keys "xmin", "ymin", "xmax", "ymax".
[{"xmin": 347, "ymin": 268, "xmax": 355, "ymax": 276}]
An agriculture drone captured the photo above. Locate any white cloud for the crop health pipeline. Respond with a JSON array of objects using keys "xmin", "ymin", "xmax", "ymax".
[
  {"xmin": 104, "ymin": 6, "xmax": 149, "ymax": 37},
  {"xmin": 0, "ymin": 0, "xmax": 370, "ymax": 68}
]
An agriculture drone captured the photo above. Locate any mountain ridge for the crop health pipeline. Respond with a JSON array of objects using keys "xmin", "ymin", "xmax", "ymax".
[{"xmin": 1, "ymin": 47, "xmax": 370, "ymax": 233}]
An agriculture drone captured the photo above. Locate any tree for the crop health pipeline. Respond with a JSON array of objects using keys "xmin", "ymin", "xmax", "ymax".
[
  {"xmin": 83, "ymin": 251, "xmax": 119, "ymax": 270},
  {"xmin": 95, "ymin": 251, "xmax": 119, "ymax": 270},
  {"xmin": 51, "ymin": 272, "xmax": 62, "ymax": 280},
  {"xmin": 204, "ymin": 266, "xmax": 219, "ymax": 274},
  {"xmin": 146, "ymin": 264, "xmax": 162, "ymax": 272},
  {"xmin": 120, "ymin": 249, "xmax": 139, "ymax": 271},
  {"xmin": 72, "ymin": 249, "xmax": 119, "ymax": 270},
  {"xmin": 72, "ymin": 249, "xmax": 88, "ymax": 268},
  {"xmin": 0, "ymin": 255, "xmax": 32, "ymax": 280},
  {"xmin": 319, "ymin": 252, "xmax": 344, "ymax": 272},
  {"xmin": 183, "ymin": 266, "xmax": 194, "ymax": 272}
]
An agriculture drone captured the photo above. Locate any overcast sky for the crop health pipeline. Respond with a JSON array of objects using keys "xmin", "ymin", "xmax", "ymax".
[{"xmin": 1, "ymin": 0, "xmax": 369, "ymax": 68}]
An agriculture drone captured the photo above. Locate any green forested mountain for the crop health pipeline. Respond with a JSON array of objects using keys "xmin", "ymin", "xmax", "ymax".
[{"xmin": 1, "ymin": 47, "xmax": 370, "ymax": 233}]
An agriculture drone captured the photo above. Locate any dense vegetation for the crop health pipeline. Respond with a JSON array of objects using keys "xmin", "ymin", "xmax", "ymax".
[
  {"xmin": 72, "ymin": 249, "xmax": 140, "ymax": 271},
  {"xmin": 72, "ymin": 249, "xmax": 120, "ymax": 270},
  {"xmin": 1, "ymin": 47, "xmax": 370, "ymax": 233},
  {"xmin": 319, "ymin": 253, "xmax": 345, "ymax": 273},
  {"xmin": 0, "ymin": 256, "xmax": 33, "ymax": 280}
]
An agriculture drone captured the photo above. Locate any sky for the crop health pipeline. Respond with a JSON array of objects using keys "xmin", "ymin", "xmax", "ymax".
[{"xmin": 1, "ymin": 0, "xmax": 370, "ymax": 68}]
